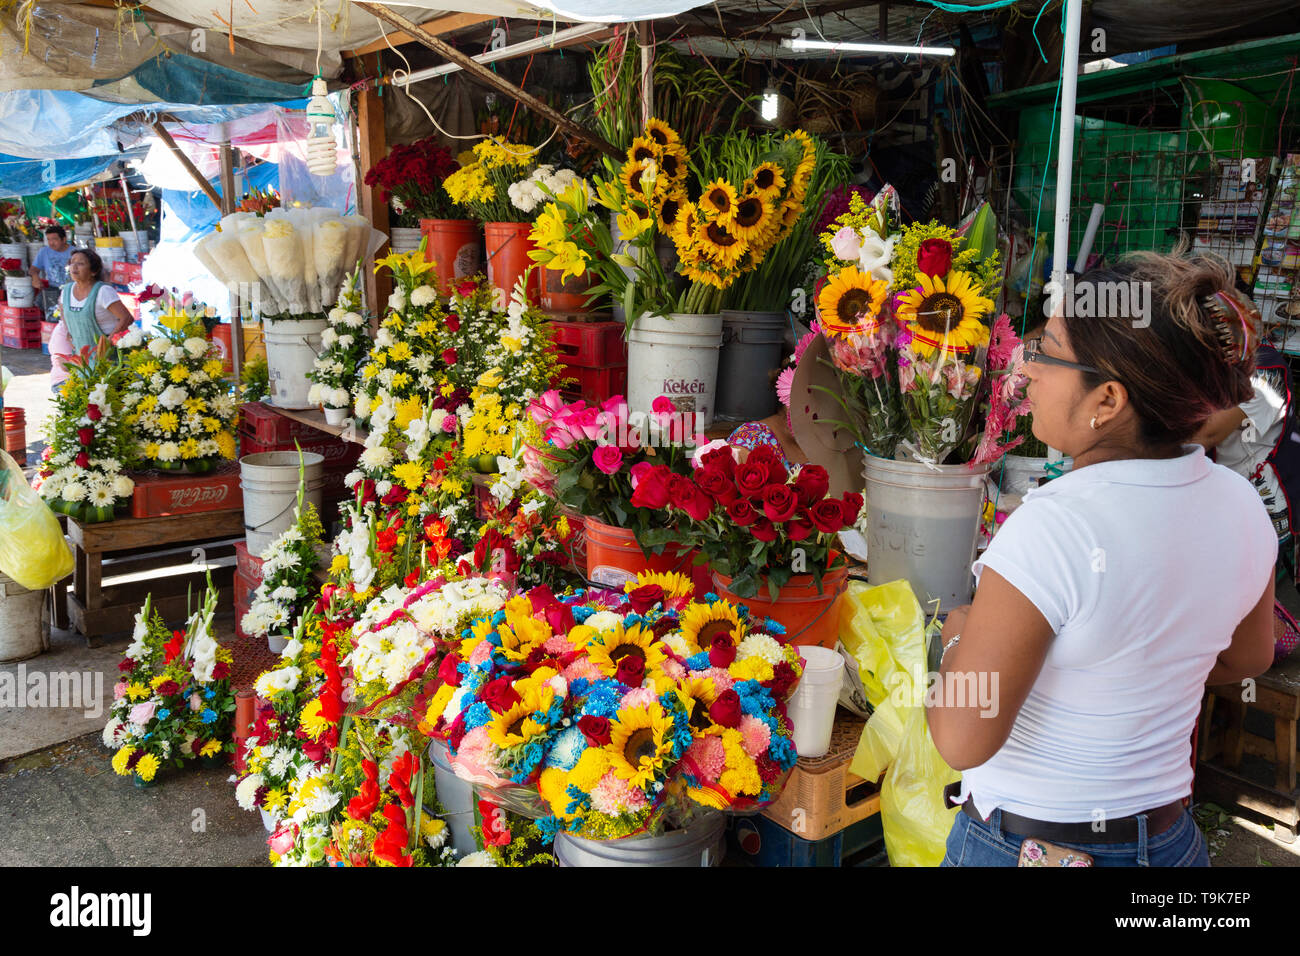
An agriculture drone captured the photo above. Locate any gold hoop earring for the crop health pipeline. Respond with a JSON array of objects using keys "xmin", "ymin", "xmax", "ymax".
[{"xmin": 1090, "ymin": 416, "xmax": 1098, "ymax": 430}]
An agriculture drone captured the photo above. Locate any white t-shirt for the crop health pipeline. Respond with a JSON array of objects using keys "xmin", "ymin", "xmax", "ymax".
[{"xmin": 961, "ymin": 446, "xmax": 1275, "ymax": 822}]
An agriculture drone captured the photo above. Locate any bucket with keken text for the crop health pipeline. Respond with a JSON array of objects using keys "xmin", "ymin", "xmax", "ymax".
[{"xmin": 627, "ymin": 312, "xmax": 723, "ymax": 429}]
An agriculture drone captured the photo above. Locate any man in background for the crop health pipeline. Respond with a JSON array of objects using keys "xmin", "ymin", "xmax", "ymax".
[{"xmin": 30, "ymin": 224, "xmax": 72, "ymax": 321}]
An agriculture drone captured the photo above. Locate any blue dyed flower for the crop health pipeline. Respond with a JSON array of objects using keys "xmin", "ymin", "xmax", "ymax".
[
  {"xmin": 200, "ymin": 708, "xmax": 217, "ymax": 725},
  {"xmin": 704, "ymin": 592, "xmax": 719, "ymax": 604},
  {"xmin": 736, "ymin": 604, "xmax": 749, "ymax": 618},
  {"xmin": 572, "ymin": 606, "xmax": 594, "ymax": 624},
  {"xmin": 684, "ymin": 652, "xmax": 711, "ymax": 672},
  {"xmin": 203, "ymin": 688, "xmax": 215, "ymax": 700},
  {"xmin": 568, "ymin": 677, "xmax": 591, "ymax": 698},
  {"xmin": 156, "ymin": 708, "xmax": 171, "ymax": 720},
  {"xmin": 764, "ymin": 618, "xmax": 786, "ymax": 636},
  {"xmin": 535, "ymin": 816, "xmax": 565, "ymax": 845},
  {"xmin": 545, "ymin": 726, "xmax": 587, "ymax": 771},
  {"xmin": 464, "ymin": 701, "xmax": 494, "ymax": 730},
  {"xmin": 769, "ymin": 734, "xmax": 797, "ymax": 767},
  {"xmin": 491, "ymin": 609, "xmax": 507, "ymax": 626},
  {"xmin": 581, "ymin": 679, "xmax": 623, "ymax": 719}
]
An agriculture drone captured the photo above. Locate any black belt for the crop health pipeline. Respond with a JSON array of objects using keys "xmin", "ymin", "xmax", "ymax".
[{"xmin": 951, "ymin": 787, "xmax": 1185, "ymax": 845}]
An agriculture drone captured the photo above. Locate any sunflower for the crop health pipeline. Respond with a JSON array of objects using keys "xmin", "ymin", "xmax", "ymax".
[
  {"xmin": 699, "ymin": 179, "xmax": 739, "ymax": 220},
  {"xmin": 658, "ymin": 143, "xmax": 689, "ymax": 184},
  {"xmin": 678, "ymin": 600, "xmax": 746, "ymax": 653},
  {"xmin": 728, "ymin": 194, "xmax": 776, "ymax": 243},
  {"xmin": 619, "ymin": 158, "xmax": 655, "ymax": 200},
  {"xmin": 654, "ymin": 189, "xmax": 687, "ymax": 233},
  {"xmin": 608, "ymin": 702, "xmax": 675, "ymax": 788},
  {"xmin": 696, "ymin": 220, "xmax": 748, "ymax": 269},
  {"xmin": 586, "ymin": 622, "xmax": 668, "ymax": 678},
  {"xmin": 496, "ymin": 596, "xmax": 553, "ymax": 660},
  {"xmin": 676, "ymin": 676, "xmax": 721, "ymax": 736},
  {"xmin": 629, "ymin": 570, "xmax": 695, "ymax": 601},
  {"xmin": 895, "ymin": 270, "xmax": 993, "ymax": 358},
  {"xmin": 746, "ymin": 162, "xmax": 787, "ymax": 201},
  {"xmin": 672, "ymin": 200, "xmax": 700, "ymax": 249},
  {"xmin": 644, "ymin": 117, "xmax": 681, "ymax": 149},
  {"xmin": 628, "ymin": 135, "xmax": 661, "ymax": 164},
  {"xmin": 816, "ymin": 266, "xmax": 890, "ymax": 337},
  {"xmin": 487, "ymin": 687, "xmax": 554, "ymax": 750}
]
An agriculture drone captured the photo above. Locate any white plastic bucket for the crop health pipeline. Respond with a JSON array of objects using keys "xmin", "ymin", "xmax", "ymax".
[
  {"xmin": 427, "ymin": 739, "xmax": 477, "ymax": 856},
  {"xmin": 863, "ymin": 455, "xmax": 992, "ymax": 612},
  {"xmin": 239, "ymin": 450, "xmax": 325, "ymax": 555},
  {"xmin": 788, "ymin": 645, "xmax": 844, "ymax": 758},
  {"xmin": 4, "ymin": 276, "xmax": 35, "ymax": 308},
  {"xmin": 267, "ymin": 633, "xmax": 288, "ymax": 655},
  {"xmin": 122, "ymin": 231, "xmax": 148, "ymax": 263},
  {"xmin": 389, "ymin": 227, "xmax": 423, "ymax": 254},
  {"xmin": 0, "ymin": 242, "xmax": 28, "ymax": 268},
  {"xmin": 97, "ymin": 246, "xmax": 126, "ymax": 264},
  {"xmin": 555, "ymin": 810, "xmax": 725, "ymax": 867},
  {"xmin": 0, "ymin": 571, "xmax": 51, "ymax": 663},
  {"xmin": 997, "ymin": 454, "xmax": 1072, "ymax": 496},
  {"xmin": 323, "ymin": 405, "xmax": 349, "ymax": 426},
  {"xmin": 627, "ymin": 312, "xmax": 723, "ymax": 428},
  {"xmin": 264, "ymin": 317, "xmax": 327, "ymax": 409},
  {"xmin": 260, "ymin": 808, "xmax": 276, "ymax": 832},
  {"xmin": 26, "ymin": 241, "xmax": 44, "ymax": 264}
]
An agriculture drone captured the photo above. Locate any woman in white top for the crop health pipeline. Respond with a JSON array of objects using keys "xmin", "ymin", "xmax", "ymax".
[
  {"xmin": 928, "ymin": 250, "xmax": 1277, "ymax": 867},
  {"xmin": 49, "ymin": 248, "xmax": 133, "ymax": 391}
]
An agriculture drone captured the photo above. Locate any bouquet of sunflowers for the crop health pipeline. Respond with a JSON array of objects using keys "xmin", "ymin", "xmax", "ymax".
[{"xmin": 815, "ymin": 190, "xmax": 1007, "ymax": 464}]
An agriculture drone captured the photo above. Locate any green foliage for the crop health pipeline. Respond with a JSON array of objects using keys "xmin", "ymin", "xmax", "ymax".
[{"xmin": 241, "ymin": 355, "xmax": 270, "ymax": 403}]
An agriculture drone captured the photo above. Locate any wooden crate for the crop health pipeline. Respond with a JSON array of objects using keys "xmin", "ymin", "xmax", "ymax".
[
  {"xmin": 761, "ymin": 709, "xmax": 882, "ymax": 841},
  {"xmin": 131, "ymin": 464, "xmax": 243, "ymax": 518}
]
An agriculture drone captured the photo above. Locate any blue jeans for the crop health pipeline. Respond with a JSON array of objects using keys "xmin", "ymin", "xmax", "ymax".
[{"xmin": 941, "ymin": 805, "xmax": 1209, "ymax": 867}]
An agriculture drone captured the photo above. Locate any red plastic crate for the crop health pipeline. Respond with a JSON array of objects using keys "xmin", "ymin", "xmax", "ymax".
[
  {"xmin": 239, "ymin": 401, "xmax": 337, "ymax": 445},
  {"xmin": 548, "ymin": 319, "xmax": 627, "ymax": 368},
  {"xmin": 239, "ymin": 432, "xmax": 361, "ymax": 470},
  {"xmin": 234, "ymin": 595, "xmax": 251, "ymax": 640},
  {"xmin": 235, "ymin": 567, "xmax": 260, "ymax": 607},
  {"xmin": 111, "ymin": 261, "xmax": 143, "ymax": 285},
  {"xmin": 320, "ymin": 463, "xmax": 356, "ymax": 504},
  {"xmin": 0, "ymin": 305, "xmax": 42, "ymax": 322},
  {"xmin": 40, "ymin": 321, "xmax": 56, "ymax": 344},
  {"xmin": 2, "ymin": 333, "xmax": 40, "ymax": 349},
  {"xmin": 234, "ymin": 539, "xmax": 265, "ymax": 580},
  {"xmin": 131, "ymin": 464, "xmax": 243, "ymax": 518},
  {"xmin": 560, "ymin": 364, "xmax": 628, "ymax": 404},
  {"xmin": 2, "ymin": 322, "xmax": 40, "ymax": 340}
]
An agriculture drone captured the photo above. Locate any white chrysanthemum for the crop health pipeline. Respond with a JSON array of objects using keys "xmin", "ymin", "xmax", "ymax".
[
  {"xmin": 149, "ymin": 372, "xmax": 165, "ymax": 391},
  {"xmin": 410, "ymin": 285, "xmax": 437, "ymax": 307},
  {"xmin": 663, "ymin": 633, "xmax": 694, "ymax": 659},
  {"xmin": 338, "ymin": 334, "xmax": 354, "ymax": 349},
  {"xmin": 183, "ymin": 337, "xmax": 208, "ymax": 359},
  {"xmin": 117, "ymin": 329, "xmax": 144, "ymax": 349},
  {"xmin": 359, "ymin": 445, "xmax": 393, "ymax": 470},
  {"xmin": 375, "ymin": 479, "xmax": 392, "ymax": 498},
  {"xmin": 62, "ymin": 482, "xmax": 87, "ymax": 503},
  {"xmin": 387, "ymin": 291, "xmax": 406, "ymax": 312},
  {"xmin": 88, "ymin": 486, "xmax": 114, "ymax": 507},
  {"xmin": 147, "ymin": 337, "xmax": 170, "ymax": 358},
  {"xmin": 410, "ymin": 354, "xmax": 433, "ymax": 374},
  {"xmin": 235, "ymin": 773, "xmax": 264, "ymax": 811},
  {"xmin": 188, "ymin": 370, "xmax": 210, "ymax": 385},
  {"xmin": 157, "ymin": 442, "xmax": 180, "ymax": 462},
  {"xmin": 241, "ymin": 609, "xmax": 268, "ymax": 638},
  {"xmin": 342, "ymin": 310, "xmax": 364, "ymax": 328},
  {"xmin": 41, "ymin": 475, "xmax": 65, "ymax": 497},
  {"xmin": 344, "ymin": 470, "xmax": 362, "ymax": 489},
  {"xmin": 112, "ymin": 475, "xmax": 135, "ymax": 498},
  {"xmin": 163, "ymin": 345, "xmax": 185, "ymax": 365},
  {"xmin": 428, "ymin": 408, "xmax": 449, "ymax": 433},
  {"xmin": 102, "ymin": 716, "xmax": 124, "ymax": 748},
  {"xmin": 320, "ymin": 326, "xmax": 338, "ymax": 348},
  {"xmin": 307, "ymin": 383, "xmax": 323, "ymax": 405},
  {"xmin": 268, "ymin": 749, "xmax": 292, "ymax": 779},
  {"xmin": 737, "ymin": 633, "xmax": 784, "ymax": 665},
  {"xmin": 271, "ymin": 585, "xmax": 298, "ymax": 603},
  {"xmin": 330, "ymin": 387, "xmax": 350, "ymax": 408},
  {"xmin": 158, "ymin": 385, "xmax": 188, "ymax": 408},
  {"xmin": 328, "ymin": 306, "xmax": 345, "ymax": 324},
  {"xmin": 585, "ymin": 610, "xmax": 624, "ymax": 633},
  {"xmin": 456, "ymin": 851, "xmax": 498, "ymax": 867},
  {"xmin": 212, "ymin": 395, "xmax": 236, "ymax": 418}
]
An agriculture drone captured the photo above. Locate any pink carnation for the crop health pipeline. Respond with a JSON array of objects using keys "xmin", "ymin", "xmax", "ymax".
[
  {"xmin": 113, "ymin": 681, "xmax": 127, "ymax": 700},
  {"xmin": 738, "ymin": 715, "xmax": 772, "ymax": 759},
  {"xmin": 697, "ymin": 667, "xmax": 734, "ymax": 692},
  {"xmin": 661, "ymin": 659, "xmax": 686, "ymax": 681},
  {"xmin": 683, "ymin": 736, "xmax": 726, "ymax": 781},
  {"xmin": 620, "ymin": 687, "xmax": 658, "ymax": 709},
  {"xmin": 543, "ymin": 635, "xmax": 572, "ymax": 655},
  {"xmin": 591, "ymin": 770, "xmax": 645, "ymax": 816},
  {"xmin": 455, "ymin": 726, "xmax": 503, "ymax": 777},
  {"xmin": 562, "ymin": 657, "xmax": 603, "ymax": 684},
  {"xmin": 468, "ymin": 639, "xmax": 494, "ymax": 668}
]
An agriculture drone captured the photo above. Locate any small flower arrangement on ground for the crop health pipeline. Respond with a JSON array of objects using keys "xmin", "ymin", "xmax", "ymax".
[
  {"xmin": 36, "ymin": 348, "xmax": 136, "ymax": 521},
  {"xmin": 308, "ymin": 267, "xmax": 371, "ymax": 414},
  {"xmin": 457, "ymin": 489, "xmax": 581, "ymax": 591},
  {"xmin": 117, "ymin": 319, "xmax": 238, "ymax": 472}
]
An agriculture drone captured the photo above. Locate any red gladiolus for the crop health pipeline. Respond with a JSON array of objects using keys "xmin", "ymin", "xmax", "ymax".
[
  {"xmin": 372, "ymin": 804, "xmax": 412, "ymax": 866},
  {"xmin": 118, "ymin": 658, "xmax": 135, "ymax": 673},
  {"xmin": 375, "ymin": 528, "xmax": 398, "ymax": 553},
  {"xmin": 389, "ymin": 751, "xmax": 417, "ymax": 808},
  {"xmin": 479, "ymin": 798, "xmax": 512, "ymax": 847},
  {"xmin": 708, "ymin": 689, "xmax": 744, "ymax": 728},
  {"xmin": 163, "ymin": 630, "xmax": 184, "ymax": 664},
  {"xmin": 917, "ymin": 237, "xmax": 953, "ymax": 278},
  {"xmin": 346, "ymin": 760, "xmax": 381, "ymax": 821},
  {"xmin": 86, "ymin": 404, "xmax": 102, "ymax": 422},
  {"xmin": 810, "ymin": 498, "xmax": 847, "ymax": 534},
  {"xmin": 762, "ymin": 484, "xmax": 799, "ymax": 523},
  {"xmin": 751, "ymin": 517, "xmax": 778, "ymax": 543},
  {"xmin": 578, "ymin": 714, "xmax": 612, "ymax": 746}
]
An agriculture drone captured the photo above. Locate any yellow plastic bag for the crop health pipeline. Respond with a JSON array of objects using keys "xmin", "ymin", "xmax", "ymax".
[
  {"xmin": 0, "ymin": 450, "xmax": 74, "ymax": 590},
  {"xmin": 841, "ymin": 578, "xmax": 959, "ymax": 866}
]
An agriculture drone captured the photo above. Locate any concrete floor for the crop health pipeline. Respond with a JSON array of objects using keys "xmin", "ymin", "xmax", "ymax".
[{"xmin": 4, "ymin": 343, "xmax": 54, "ymax": 474}]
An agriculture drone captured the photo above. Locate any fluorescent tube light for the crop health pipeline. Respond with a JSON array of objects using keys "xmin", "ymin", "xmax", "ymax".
[{"xmin": 780, "ymin": 38, "xmax": 955, "ymax": 56}]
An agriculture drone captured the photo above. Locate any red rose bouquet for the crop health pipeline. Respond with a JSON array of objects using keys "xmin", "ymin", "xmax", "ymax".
[
  {"xmin": 364, "ymin": 138, "xmax": 461, "ymax": 226},
  {"xmin": 633, "ymin": 443, "xmax": 860, "ymax": 599}
]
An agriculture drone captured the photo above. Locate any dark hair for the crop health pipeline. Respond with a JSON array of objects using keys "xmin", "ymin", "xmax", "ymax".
[
  {"xmin": 69, "ymin": 247, "xmax": 105, "ymax": 281},
  {"xmin": 1063, "ymin": 248, "xmax": 1254, "ymax": 449},
  {"xmin": 44, "ymin": 225, "xmax": 66, "ymax": 239}
]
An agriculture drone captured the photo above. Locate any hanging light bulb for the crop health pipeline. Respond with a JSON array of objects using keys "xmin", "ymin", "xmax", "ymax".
[{"xmin": 305, "ymin": 77, "xmax": 337, "ymax": 177}]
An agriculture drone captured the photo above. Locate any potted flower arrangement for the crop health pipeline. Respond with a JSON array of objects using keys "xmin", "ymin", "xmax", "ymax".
[
  {"xmin": 117, "ymin": 320, "xmax": 238, "ymax": 473},
  {"xmin": 363, "ymin": 137, "xmax": 475, "ymax": 292},
  {"xmin": 442, "ymin": 139, "xmax": 542, "ymax": 302},
  {"xmin": 35, "ymin": 348, "xmax": 135, "ymax": 522},
  {"xmin": 308, "ymin": 266, "xmax": 371, "ymax": 424}
]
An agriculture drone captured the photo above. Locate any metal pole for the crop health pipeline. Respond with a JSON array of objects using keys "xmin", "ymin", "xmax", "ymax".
[
  {"xmin": 118, "ymin": 173, "xmax": 140, "ymax": 236},
  {"xmin": 638, "ymin": 21, "xmax": 653, "ymax": 126},
  {"xmin": 1050, "ymin": 0, "xmax": 1083, "ymax": 292}
]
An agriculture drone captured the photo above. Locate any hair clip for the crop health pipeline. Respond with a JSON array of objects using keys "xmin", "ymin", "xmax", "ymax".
[{"xmin": 1201, "ymin": 290, "xmax": 1261, "ymax": 364}]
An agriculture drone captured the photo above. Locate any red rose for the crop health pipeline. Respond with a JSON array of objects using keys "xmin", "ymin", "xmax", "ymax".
[
  {"xmin": 627, "ymin": 583, "xmax": 665, "ymax": 614},
  {"xmin": 708, "ymin": 633, "xmax": 737, "ymax": 668},
  {"xmin": 446, "ymin": 313, "xmax": 461, "ymax": 333},
  {"xmin": 479, "ymin": 799, "xmax": 512, "ymax": 847},
  {"xmin": 438, "ymin": 652, "xmax": 463, "ymax": 688},
  {"xmin": 381, "ymin": 485, "xmax": 409, "ymax": 506},
  {"xmin": 762, "ymin": 484, "xmax": 799, "ymax": 523},
  {"xmin": 86, "ymin": 404, "xmax": 102, "ymax": 422},
  {"xmin": 917, "ymin": 237, "xmax": 953, "ymax": 278},
  {"xmin": 699, "ymin": 445, "xmax": 736, "ymax": 476},
  {"xmin": 708, "ymin": 689, "xmax": 744, "ymax": 728},
  {"xmin": 810, "ymin": 498, "xmax": 847, "ymax": 534},
  {"xmin": 682, "ymin": 485, "xmax": 713, "ymax": 522},
  {"xmin": 747, "ymin": 444, "xmax": 788, "ymax": 485},
  {"xmin": 156, "ymin": 679, "xmax": 180, "ymax": 696},
  {"xmin": 77, "ymin": 427, "xmax": 95, "ymax": 446},
  {"xmin": 695, "ymin": 466, "xmax": 737, "ymax": 506},
  {"xmin": 630, "ymin": 466, "xmax": 671, "ymax": 509},
  {"xmin": 667, "ymin": 474, "xmax": 696, "ymax": 511},
  {"xmin": 735, "ymin": 461, "xmax": 769, "ymax": 498},
  {"xmin": 578, "ymin": 714, "xmax": 612, "ymax": 746},
  {"xmin": 751, "ymin": 517, "xmax": 778, "ymax": 543},
  {"xmin": 786, "ymin": 512, "xmax": 815, "ymax": 542},
  {"xmin": 615, "ymin": 654, "xmax": 646, "ymax": 687},
  {"xmin": 793, "ymin": 465, "xmax": 830, "ymax": 508},
  {"xmin": 840, "ymin": 492, "xmax": 864, "ymax": 524},
  {"xmin": 726, "ymin": 498, "xmax": 757, "ymax": 527},
  {"xmin": 447, "ymin": 712, "xmax": 469, "ymax": 751},
  {"xmin": 442, "ymin": 347, "xmax": 458, "ymax": 366},
  {"xmin": 481, "ymin": 677, "xmax": 521, "ymax": 714},
  {"xmin": 75, "ymin": 452, "xmax": 90, "ymax": 469}
]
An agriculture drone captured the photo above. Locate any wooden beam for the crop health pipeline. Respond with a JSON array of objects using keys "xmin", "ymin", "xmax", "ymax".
[
  {"xmin": 152, "ymin": 120, "xmax": 222, "ymax": 210},
  {"xmin": 345, "ymin": 11, "xmax": 497, "ymax": 58},
  {"xmin": 638, "ymin": 21, "xmax": 654, "ymax": 125},
  {"xmin": 355, "ymin": 54, "xmax": 391, "ymax": 313},
  {"xmin": 354, "ymin": 2, "xmax": 623, "ymax": 160}
]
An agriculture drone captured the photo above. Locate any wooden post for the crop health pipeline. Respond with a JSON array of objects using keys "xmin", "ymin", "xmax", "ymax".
[
  {"xmin": 638, "ymin": 21, "xmax": 654, "ymax": 126},
  {"xmin": 355, "ymin": 58, "xmax": 391, "ymax": 313},
  {"xmin": 152, "ymin": 121, "xmax": 222, "ymax": 210},
  {"xmin": 218, "ymin": 128, "xmax": 236, "ymax": 216}
]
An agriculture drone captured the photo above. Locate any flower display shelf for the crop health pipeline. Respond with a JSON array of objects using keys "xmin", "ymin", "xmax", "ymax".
[{"xmin": 64, "ymin": 510, "xmax": 241, "ymax": 644}]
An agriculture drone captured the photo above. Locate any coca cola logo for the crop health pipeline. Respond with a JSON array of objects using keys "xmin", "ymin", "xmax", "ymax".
[{"xmin": 167, "ymin": 484, "xmax": 231, "ymax": 508}]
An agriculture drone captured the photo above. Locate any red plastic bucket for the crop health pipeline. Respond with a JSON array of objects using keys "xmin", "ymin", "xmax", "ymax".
[
  {"xmin": 3, "ymin": 406, "xmax": 25, "ymax": 465},
  {"xmin": 711, "ymin": 563, "xmax": 849, "ymax": 648},
  {"xmin": 584, "ymin": 517, "xmax": 711, "ymax": 595},
  {"xmin": 419, "ymin": 218, "xmax": 482, "ymax": 295},
  {"xmin": 211, "ymin": 323, "xmax": 233, "ymax": 373},
  {"xmin": 539, "ymin": 262, "xmax": 600, "ymax": 312},
  {"xmin": 484, "ymin": 221, "xmax": 539, "ymax": 305}
]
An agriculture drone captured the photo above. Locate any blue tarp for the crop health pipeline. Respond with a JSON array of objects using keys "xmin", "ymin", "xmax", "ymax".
[
  {"xmin": 121, "ymin": 54, "xmax": 306, "ymax": 107},
  {"xmin": 0, "ymin": 150, "xmax": 147, "ymax": 199}
]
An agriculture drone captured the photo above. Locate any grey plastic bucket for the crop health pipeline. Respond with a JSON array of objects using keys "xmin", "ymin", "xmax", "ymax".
[
  {"xmin": 427, "ymin": 739, "xmax": 478, "ymax": 856},
  {"xmin": 863, "ymin": 455, "xmax": 992, "ymax": 613},
  {"xmin": 716, "ymin": 310, "xmax": 786, "ymax": 421},
  {"xmin": 239, "ymin": 451, "xmax": 324, "ymax": 555},
  {"xmin": 0, "ymin": 571, "xmax": 51, "ymax": 663},
  {"xmin": 555, "ymin": 811, "xmax": 726, "ymax": 867}
]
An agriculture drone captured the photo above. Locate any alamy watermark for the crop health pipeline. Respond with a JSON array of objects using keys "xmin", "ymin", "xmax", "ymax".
[
  {"xmin": 0, "ymin": 665, "xmax": 103, "ymax": 719},
  {"xmin": 888, "ymin": 668, "xmax": 1000, "ymax": 718},
  {"xmin": 1045, "ymin": 274, "xmax": 1151, "ymax": 328}
]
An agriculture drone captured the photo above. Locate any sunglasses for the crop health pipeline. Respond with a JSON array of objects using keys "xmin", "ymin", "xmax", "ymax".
[{"xmin": 1023, "ymin": 338, "xmax": 1099, "ymax": 374}]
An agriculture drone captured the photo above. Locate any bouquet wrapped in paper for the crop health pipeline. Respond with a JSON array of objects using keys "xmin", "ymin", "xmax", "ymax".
[{"xmin": 261, "ymin": 217, "xmax": 309, "ymax": 315}]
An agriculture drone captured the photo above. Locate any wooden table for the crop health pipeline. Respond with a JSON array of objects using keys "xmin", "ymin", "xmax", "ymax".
[
  {"xmin": 65, "ymin": 509, "xmax": 243, "ymax": 644},
  {"xmin": 263, "ymin": 406, "xmax": 367, "ymax": 445}
]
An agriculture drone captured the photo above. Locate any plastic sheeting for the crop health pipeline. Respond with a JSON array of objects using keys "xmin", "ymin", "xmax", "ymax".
[{"xmin": 0, "ymin": 150, "xmax": 144, "ymax": 199}]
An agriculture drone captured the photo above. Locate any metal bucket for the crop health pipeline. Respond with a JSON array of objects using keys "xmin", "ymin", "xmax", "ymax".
[
  {"xmin": 555, "ymin": 811, "xmax": 726, "ymax": 867},
  {"xmin": 716, "ymin": 310, "xmax": 786, "ymax": 421},
  {"xmin": 427, "ymin": 738, "xmax": 478, "ymax": 856},
  {"xmin": 863, "ymin": 455, "xmax": 992, "ymax": 612}
]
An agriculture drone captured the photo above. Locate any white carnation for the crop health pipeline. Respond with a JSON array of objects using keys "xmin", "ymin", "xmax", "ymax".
[
  {"xmin": 359, "ymin": 446, "xmax": 393, "ymax": 470},
  {"xmin": 147, "ymin": 338, "xmax": 170, "ymax": 357},
  {"xmin": 410, "ymin": 285, "xmax": 437, "ymax": 307}
]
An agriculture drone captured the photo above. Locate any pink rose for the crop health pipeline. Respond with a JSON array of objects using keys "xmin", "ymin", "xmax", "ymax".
[
  {"xmin": 629, "ymin": 461, "xmax": 652, "ymax": 488},
  {"xmin": 592, "ymin": 445, "xmax": 623, "ymax": 475},
  {"xmin": 830, "ymin": 226, "xmax": 863, "ymax": 262},
  {"xmin": 129, "ymin": 701, "xmax": 158, "ymax": 725},
  {"xmin": 268, "ymin": 824, "xmax": 298, "ymax": 855},
  {"xmin": 441, "ymin": 414, "xmax": 459, "ymax": 434},
  {"xmin": 189, "ymin": 692, "xmax": 203, "ymax": 712}
]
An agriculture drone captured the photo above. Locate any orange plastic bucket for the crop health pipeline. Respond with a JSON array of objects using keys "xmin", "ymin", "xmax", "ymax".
[
  {"xmin": 211, "ymin": 323, "xmax": 233, "ymax": 372},
  {"xmin": 539, "ymin": 263, "xmax": 600, "ymax": 312},
  {"xmin": 711, "ymin": 563, "xmax": 849, "ymax": 648},
  {"xmin": 584, "ymin": 517, "xmax": 711, "ymax": 594},
  {"xmin": 484, "ymin": 221, "xmax": 539, "ymax": 305},
  {"xmin": 4, "ymin": 406, "xmax": 25, "ymax": 465},
  {"xmin": 420, "ymin": 218, "xmax": 482, "ymax": 295}
]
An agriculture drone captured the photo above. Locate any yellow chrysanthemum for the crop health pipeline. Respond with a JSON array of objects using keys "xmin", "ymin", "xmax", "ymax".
[
  {"xmin": 817, "ymin": 266, "xmax": 890, "ymax": 337},
  {"xmin": 135, "ymin": 752, "xmax": 160, "ymax": 783},
  {"xmin": 157, "ymin": 412, "xmax": 179, "ymax": 434},
  {"xmin": 719, "ymin": 728, "xmax": 762, "ymax": 796},
  {"xmin": 204, "ymin": 359, "xmax": 225, "ymax": 377},
  {"xmin": 168, "ymin": 365, "xmax": 189, "ymax": 383},
  {"xmin": 217, "ymin": 432, "xmax": 236, "ymax": 460},
  {"xmin": 299, "ymin": 698, "xmax": 329, "ymax": 740},
  {"xmin": 262, "ymin": 787, "xmax": 289, "ymax": 811},
  {"xmin": 199, "ymin": 740, "xmax": 222, "ymax": 758},
  {"xmin": 126, "ymin": 682, "xmax": 150, "ymax": 700},
  {"xmin": 895, "ymin": 270, "xmax": 993, "ymax": 358},
  {"xmin": 539, "ymin": 766, "xmax": 575, "ymax": 819},
  {"xmin": 178, "ymin": 438, "xmax": 200, "ymax": 459},
  {"xmin": 421, "ymin": 683, "xmax": 456, "ymax": 733},
  {"xmin": 607, "ymin": 702, "xmax": 674, "ymax": 788},
  {"xmin": 112, "ymin": 746, "xmax": 135, "ymax": 776},
  {"xmin": 566, "ymin": 746, "xmax": 612, "ymax": 793},
  {"xmin": 137, "ymin": 394, "xmax": 158, "ymax": 413},
  {"xmin": 678, "ymin": 600, "xmax": 746, "ymax": 653},
  {"xmin": 585, "ymin": 622, "xmax": 668, "ymax": 678},
  {"xmin": 730, "ymin": 656, "xmax": 774, "ymax": 683}
]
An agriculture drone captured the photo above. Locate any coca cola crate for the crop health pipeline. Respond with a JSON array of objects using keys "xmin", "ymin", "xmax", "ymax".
[
  {"xmin": 40, "ymin": 321, "xmax": 56, "ymax": 344},
  {"xmin": 234, "ymin": 567, "xmax": 260, "ymax": 607},
  {"xmin": 240, "ymin": 401, "xmax": 330, "ymax": 445},
  {"xmin": 548, "ymin": 319, "xmax": 627, "ymax": 368},
  {"xmin": 234, "ymin": 539, "xmax": 265, "ymax": 581},
  {"xmin": 130, "ymin": 464, "xmax": 243, "ymax": 518},
  {"xmin": 320, "ymin": 463, "xmax": 356, "ymax": 504},
  {"xmin": 111, "ymin": 261, "xmax": 143, "ymax": 285},
  {"xmin": 2, "ymin": 333, "xmax": 40, "ymax": 349},
  {"xmin": 235, "ymin": 595, "xmax": 251, "ymax": 640},
  {"xmin": 0, "ymin": 305, "xmax": 42, "ymax": 322},
  {"xmin": 239, "ymin": 432, "xmax": 361, "ymax": 470},
  {"xmin": 560, "ymin": 364, "xmax": 628, "ymax": 405}
]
